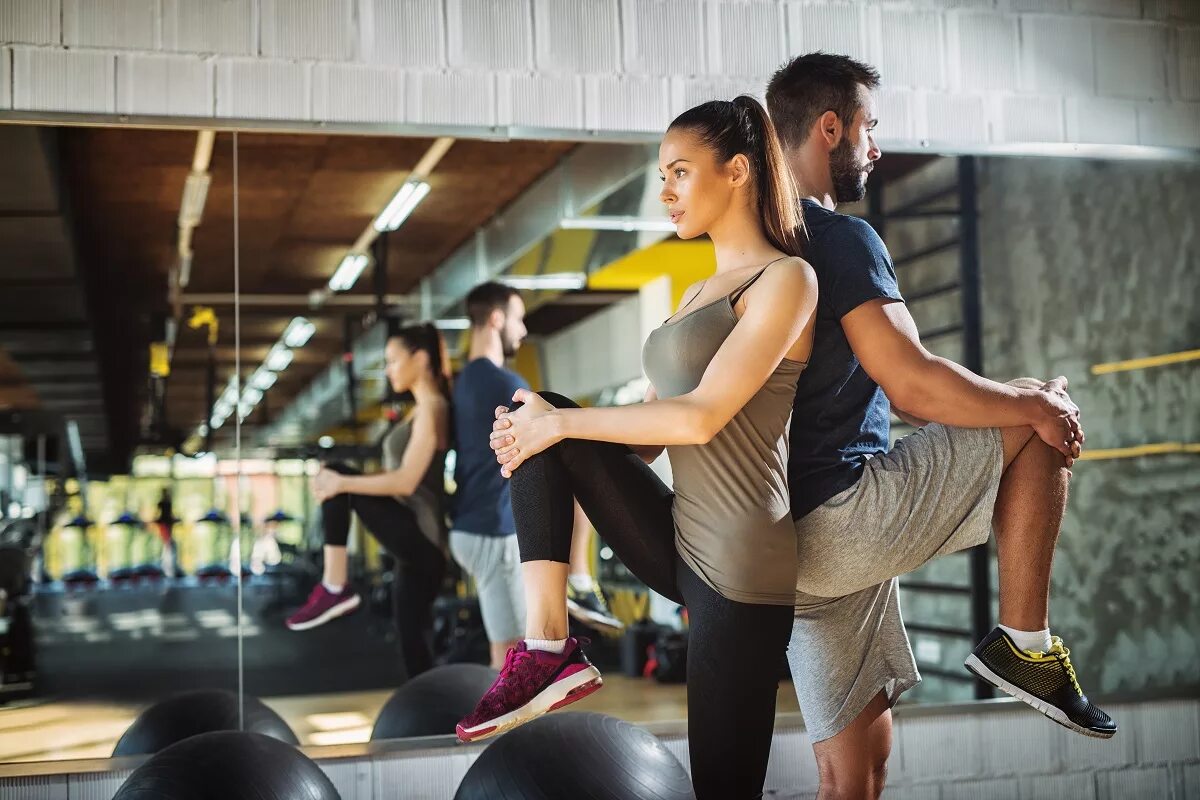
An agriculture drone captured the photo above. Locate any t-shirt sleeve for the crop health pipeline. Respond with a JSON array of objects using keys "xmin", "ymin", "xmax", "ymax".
[{"xmin": 823, "ymin": 216, "xmax": 904, "ymax": 319}]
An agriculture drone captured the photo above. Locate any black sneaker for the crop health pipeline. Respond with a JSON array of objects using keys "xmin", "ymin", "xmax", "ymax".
[
  {"xmin": 965, "ymin": 627, "xmax": 1117, "ymax": 739},
  {"xmin": 566, "ymin": 583, "xmax": 624, "ymax": 631}
]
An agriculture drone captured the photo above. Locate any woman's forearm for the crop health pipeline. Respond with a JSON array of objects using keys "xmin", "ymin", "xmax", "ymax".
[
  {"xmin": 338, "ymin": 471, "xmax": 408, "ymax": 498},
  {"xmin": 552, "ymin": 398, "xmax": 714, "ymax": 448}
]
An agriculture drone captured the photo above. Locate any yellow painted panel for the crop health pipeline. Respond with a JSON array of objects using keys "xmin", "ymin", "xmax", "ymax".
[
  {"xmin": 588, "ymin": 239, "xmax": 716, "ymax": 309},
  {"xmin": 1090, "ymin": 349, "xmax": 1200, "ymax": 376}
]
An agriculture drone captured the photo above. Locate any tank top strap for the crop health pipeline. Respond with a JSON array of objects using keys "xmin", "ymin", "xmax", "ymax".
[{"xmin": 729, "ymin": 256, "xmax": 789, "ymax": 306}]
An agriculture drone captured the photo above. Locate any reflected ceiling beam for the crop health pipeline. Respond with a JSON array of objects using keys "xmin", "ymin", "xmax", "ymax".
[{"xmin": 180, "ymin": 293, "xmax": 420, "ymax": 308}]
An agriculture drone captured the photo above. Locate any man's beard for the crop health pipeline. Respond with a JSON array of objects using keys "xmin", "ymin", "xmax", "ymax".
[
  {"xmin": 830, "ymin": 137, "xmax": 868, "ymax": 203},
  {"xmin": 501, "ymin": 336, "xmax": 519, "ymax": 359}
]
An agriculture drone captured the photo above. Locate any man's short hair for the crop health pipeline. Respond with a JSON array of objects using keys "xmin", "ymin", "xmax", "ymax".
[
  {"xmin": 766, "ymin": 52, "xmax": 881, "ymax": 150},
  {"xmin": 465, "ymin": 282, "xmax": 519, "ymax": 328}
]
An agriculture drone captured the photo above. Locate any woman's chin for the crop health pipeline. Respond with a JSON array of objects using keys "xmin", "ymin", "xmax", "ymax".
[{"xmin": 674, "ymin": 224, "xmax": 701, "ymax": 240}]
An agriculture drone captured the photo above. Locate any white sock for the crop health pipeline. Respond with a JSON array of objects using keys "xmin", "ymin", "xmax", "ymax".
[
  {"xmin": 999, "ymin": 624, "xmax": 1052, "ymax": 653},
  {"xmin": 525, "ymin": 637, "xmax": 567, "ymax": 654},
  {"xmin": 568, "ymin": 573, "xmax": 595, "ymax": 593},
  {"xmin": 322, "ymin": 580, "xmax": 345, "ymax": 595}
]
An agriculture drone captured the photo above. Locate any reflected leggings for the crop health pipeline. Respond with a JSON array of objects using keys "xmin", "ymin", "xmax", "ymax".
[
  {"xmin": 321, "ymin": 463, "xmax": 446, "ymax": 681},
  {"xmin": 510, "ymin": 393, "xmax": 794, "ymax": 800}
]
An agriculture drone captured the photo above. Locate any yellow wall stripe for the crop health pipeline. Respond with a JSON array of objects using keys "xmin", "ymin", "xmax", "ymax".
[
  {"xmin": 1090, "ymin": 349, "xmax": 1200, "ymax": 375},
  {"xmin": 1077, "ymin": 442, "xmax": 1200, "ymax": 461}
]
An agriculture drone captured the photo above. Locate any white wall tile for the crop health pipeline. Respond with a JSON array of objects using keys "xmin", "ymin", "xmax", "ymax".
[
  {"xmin": 448, "ymin": 0, "xmax": 531, "ymax": 70},
  {"xmin": 12, "ymin": 47, "xmax": 116, "ymax": 113},
  {"xmin": 534, "ymin": 0, "xmax": 619, "ymax": 73},
  {"xmin": 623, "ymin": 0, "xmax": 705, "ymax": 76},
  {"xmin": 0, "ymin": 47, "xmax": 10, "ymax": 110},
  {"xmin": 1095, "ymin": 20, "xmax": 1169, "ymax": 99},
  {"xmin": 585, "ymin": 74, "xmax": 671, "ymax": 132},
  {"xmin": 1018, "ymin": 771, "xmax": 1099, "ymax": 800},
  {"xmin": 875, "ymin": 87, "xmax": 920, "ymax": 142},
  {"xmin": 1097, "ymin": 766, "xmax": 1172, "ymax": 800},
  {"xmin": 63, "ymin": 0, "xmax": 157, "ymax": 49},
  {"xmin": 785, "ymin": 2, "xmax": 869, "ymax": 65},
  {"xmin": 363, "ymin": 0, "xmax": 444, "ymax": 68},
  {"xmin": 925, "ymin": 92, "xmax": 988, "ymax": 144},
  {"xmin": 1180, "ymin": 27, "xmax": 1200, "ymax": 100},
  {"xmin": 875, "ymin": 8, "xmax": 946, "ymax": 90},
  {"xmin": 669, "ymin": 76, "xmax": 763, "ymax": 118},
  {"xmin": 948, "ymin": 11, "xmax": 1019, "ymax": 92},
  {"xmin": 215, "ymin": 58, "xmax": 311, "ymax": 120},
  {"xmin": 1065, "ymin": 96, "xmax": 1138, "ymax": 144},
  {"xmin": 1020, "ymin": 15, "xmax": 1094, "ymax": 95},
  {"xmin": 118, "ymin": 53, "xmax": 213, "ymax": 116},
  {"xmin": 0, "ymin": 0, "xmax": 60, "ymax": 45},
  {"xmin": 312, "ymin": 63, "xmax": 403, "ymax": 123},
  {"xmin": 162, "ymin": 0, "xmax": 255, "ymax": 55},
  {"xmin": 407, "ymin": 71, "xmax": 496, "ymax": 127},
  {"xmin": 261, "ymin": 0, "xmax": 357, "ymax": 60},
  {"xmin": 1069, "ymin": 0, "xmax": 1141, "ymax": 16},
  {"xmin": 499, "ymin": 73, "xmax": 584, "ymax": 129},
  {"xmin": 999, "ymin": 94, "xmax": 1065, "ymax": 143},
  {"xmin": 708, "ymin": 0, "xmax": 786, "ymax": 77}
]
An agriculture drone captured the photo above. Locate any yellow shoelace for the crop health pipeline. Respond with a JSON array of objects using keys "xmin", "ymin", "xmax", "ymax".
[{"xmin": 1026, "ymin": 636, "xmax": 1083, "ymax": 697}]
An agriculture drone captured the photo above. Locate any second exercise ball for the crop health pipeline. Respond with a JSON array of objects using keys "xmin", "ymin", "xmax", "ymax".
[
  {"xmin": 113, "ymin": 689, "xmax": 298, "ymax": 757},
  {"xmin": 113, "ymin": 731, "xmax": 339, "ymax": 800},
  {"xmin": 372, "ymin": 663, "xmax": 498, "ymax": 740},
  {"xmin": 455, "ymin": 712, "xmax": 695, "ymax": 800}
]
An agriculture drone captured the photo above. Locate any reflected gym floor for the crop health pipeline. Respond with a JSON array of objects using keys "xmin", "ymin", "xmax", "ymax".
[{"xmin": 0, "ymin": 676, "xmax": 800, "ymax": 763}]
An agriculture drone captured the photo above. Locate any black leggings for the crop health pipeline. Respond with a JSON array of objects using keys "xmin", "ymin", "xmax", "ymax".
[
  {"xmin": 322, "ymin": 463, "xmax": 446, "ymax": 681},
  {"xmin": 510, "ymin": 393, "xmax": 794, "ymax": 800}
]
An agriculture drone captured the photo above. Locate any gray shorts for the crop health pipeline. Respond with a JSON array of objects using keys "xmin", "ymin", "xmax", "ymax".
[
  {"xmin": 788, "ymin": 423, "xmax": 1004, "ymax": 742},
  {"xmin": 449, "ymin": 531, "xmax": 526, "ymax": 644}
]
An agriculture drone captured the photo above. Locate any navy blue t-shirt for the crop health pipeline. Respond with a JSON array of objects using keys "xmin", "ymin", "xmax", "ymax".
[
  {"xmin": 452, "ymin": 358, "xmax": 530, "ymax": 536},
  {"xmin": 789, "ymin": 200, "xmax": 904, "ymax": 519}
]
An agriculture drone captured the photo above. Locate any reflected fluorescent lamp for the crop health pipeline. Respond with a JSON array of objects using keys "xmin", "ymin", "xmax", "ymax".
[
  {"xmin": 214, "ymin": 399, "xmax": 234, "ymax": 419},
  {"xmin": 560, "ymin": 216, "xmax": 676, "ymax": 233},
  {"xmin": 328, "ymin": 253, "xmax": 370, "ymax": 292},
  {"xmin": 434, "ymin": 318, "xmax": 471, "ymax": 330},
  {"xmin": 265, "ymin": 344, "xmax": 294, "ymax": 372},
  {"xmin": 374, "ymin": 180, "xmax": 431, "ymax": 232},
  {"xmin": 283, "ymin": 317, "xmax": 316, "ymax": 348},
  {"xmin": 250, "ymin": 368, "xmax": 277, "ymax": 391},
  {"xmin": 500, "ymin": 273, "xmax": 588, "ymax": 291},
  {"xmin": 219, "ymin": 381, "xmax": 239, "ymax": 408},
  {"xmin": 241, "ymin": 387, "xmax": 264, "ymax": 407},
  {"xmin": 209, "ymin": 413, "xmax": 226, "ymax": 430}
]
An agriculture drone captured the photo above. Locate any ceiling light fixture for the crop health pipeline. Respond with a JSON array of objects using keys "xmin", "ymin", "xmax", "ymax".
[
  {"xmin": 500, "ymin": 273, "xmax": 588, "ymax": 291},
  {"xmin": 283, "ymin": 317, "xmax": 316, "ymax": 348},
  {"xmin": 560, "ymin": 216, "xmax": 676, "ymax": 233},
  {"xmin": 328, "ymin": 253, "xmax": 370, "ymax": 293},
  {"xmin": 374, "ymin": 180, "xmax": 431, "ymax": 232}
]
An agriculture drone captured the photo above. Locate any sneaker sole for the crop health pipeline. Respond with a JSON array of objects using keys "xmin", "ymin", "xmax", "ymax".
[
  {"xmin": 455, "ymin": 665, "xmax": 604, "ymax": 744},
  {"xmin": 964, "ymin": 654, "xmax": 1115, "ymax": 739},
  {"xmin": 566, "ymin": 599, "xmax": 624, "ymax": 631},
  {"xmin": 286, "ymin": 594, "xmax": 361, "ymax": 631}
]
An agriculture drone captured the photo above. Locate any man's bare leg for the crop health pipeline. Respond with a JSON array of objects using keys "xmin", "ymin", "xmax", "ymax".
[{"xmin": 812, "ymin": 690, "xmax": 892, "ymax": 800}]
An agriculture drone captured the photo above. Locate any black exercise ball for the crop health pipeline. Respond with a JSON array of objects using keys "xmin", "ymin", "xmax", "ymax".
[
  {"xmin": 113, "ymin": 731, "xmax": 339, "ymax": 800},
  {"xmin": 113, "ymin": 689, "xmax": 298, "ymax": 757},
  {"xmin": 455, "ymin": 712, "xmax": 695, "ymax": 800},
  {"xmin": 372, "ymin": 663, "xmax": 498, "ymax": 740}
]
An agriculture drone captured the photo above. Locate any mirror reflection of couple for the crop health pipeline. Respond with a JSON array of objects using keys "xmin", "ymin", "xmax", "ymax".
[{"xmin": 293, "ymin": 52, "xmax": 1113, "ymax": 800}]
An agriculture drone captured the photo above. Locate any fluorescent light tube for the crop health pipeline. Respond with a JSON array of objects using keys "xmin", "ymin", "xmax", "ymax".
[
  {"xmin": 374, "ymin": 181, "xmax": 431, "ymax": 232},
  {"xmin": 283, "ymin": 317, "xmax": 315, "ymax": 348},
  {"xmin": 500, "ymin": 273, "xmax": 588, "ymax": 291},
  {"xmin": 560, "ymin": 216, "xmax": 676, "ymax": 232},
  {"xmin": 328, "ymin": 253, "xmax": 370, "ymax": 292}
]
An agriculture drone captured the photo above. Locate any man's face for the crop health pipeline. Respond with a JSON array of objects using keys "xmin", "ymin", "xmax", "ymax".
[
  {"xmin": 500, "ymin": 295, "xmax": 527, "ymax": 358},
  {"xmin": 829, "ymin": 85, "xmax": 881, "ymax": 203}
]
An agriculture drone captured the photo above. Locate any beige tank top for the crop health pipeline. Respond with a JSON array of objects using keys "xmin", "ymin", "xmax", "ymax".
[
  {"xmin": 383, "ymin": 416, "xmax": 447, "ymax": 551},
  {"xmin": 642, "ymin": 265, "xmax": 806, "ymax": 605}
]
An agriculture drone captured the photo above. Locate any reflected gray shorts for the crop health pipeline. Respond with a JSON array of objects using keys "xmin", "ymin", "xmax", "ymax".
[
  {"xmin": 449, "ymin": 531, "xmax": 526, "ymax": 644},
  {"xmin": 788, "ymin": 423, "xmax": 1004, "ymax": 742}
]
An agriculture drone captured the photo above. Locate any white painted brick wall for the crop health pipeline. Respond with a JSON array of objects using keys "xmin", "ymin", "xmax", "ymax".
[
  {"xmin": 498, "ymin": 73, "xmax": 584, "ymax": 129},
  {"xmin": 1179, "ymin": 27, "xmax": 1200, "ymax": 99},
  {"xmin": 1134, "ymin": 699, "xmax": 1200, "ymax": 763},
  {"xmin": 362, "ymin": 0, "xmax": 444, "ymax": 68},
  {"xmin": 407, "ymin": 71, "xmax": 495, "ymax": 127},
  {"xmin": 894, "ymin": 715, "xmax": 983, "ymax": 780},
  {"xmin": 448, "ymin": 0, "xmax": 532, "ymax": 71},
  {"xmin": 215, "ymin": 58, "xmax": 312, "ymax": 120},
  {"xmin": 64, "ymin": 0, "xmax": 158, "ymax": 50},
  {"xmin": 12, "ymin": 47, "xmax": 116, "ymax": 113},
  {"xmin": 1069, "ymin": 0, "xmax": 1141, "ymax": 17},
  {"xmin": 117, "ymin": 53, "xmax": 214, "ymax": 116},
  {"xmin": 1095, "ymin": 20, "xmax": 1170, "ymax": 99},
  {"xmin": 947, "ymin": 778, "xmax": 1020, "ymax": 799},
  {"xmin": 586, "ymin": 74, "xmax": 671, "ymax": 131},
  {"xmin": 1020, "ymin": 15, "xmax": 1095, "ymax": 95},
  {"xmin": 1065, "ymin": 96, "xmax": 1138, "ymax": 144},
  {"xmin": 1018, "ymin": 771, "xmax": 1099, "ymax": 800},
  {"xmin": 875, "ymin": 8, "xmax": 946, "ymax": 90},
  {"xmin": 312, "ymin": 63, "xmax": 403, "ymax": 123},
  {"xmin": 1137, "ymin": 100, "xmax": 1200, "ymax": 146},
  {"xmin": 1180, "ymin": 762, "xmax": 1200, "ymax": 798},
  {"xmin": 875, "ymin": 87, "xmax": 919, "ymax": 141},
  {"xmin": 785, "ymin": 3, "xmax": 870, "ymax": 66},
  {"xmin": 925, "ymin": 92, "xmax": 989, "ymax": 144},
  {"xmin": 947, "ymin": 11, "xmax": 1019, "ymax": 92},
  {"xmin": 708, "ymin": 0, "xmax": 787, "ymax": 78},
  {"xmin": 998, "ymin": 94, "xmax": 1066, "ymax": 143},
  {"xmin": 623, "ymin": 0, "xmax": 706, "ymax": 76},
  {"xmin": 0, "ymin": 0, "xmax": 60, "ymax": 46},
  {"xmin": 1096, "ymin": 766, "xmax": 1172, "ymax": 800},
  {"xmin": 0, "ymin": 47, "xmax": 9, "ymax": 110},
  {"xmin": 261, "ymin": 0, "xmax": 357, "ymax": 61},
  {"xmin": 669, "ymin": 75, "xmax": 763, "ymax": 117},
  {"xmin": 161, "ymin": 0, "xmax": 255, "ymax": 56},
  {"xmin": 1010, "ymin": 0, "xmax": 1070, "ymax": 11},
  {"xmin": 534, "ymin": 0, "xmax": 620, "ymax": 73}
]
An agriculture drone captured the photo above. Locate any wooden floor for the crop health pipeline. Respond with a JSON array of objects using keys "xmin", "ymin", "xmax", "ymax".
[{"xmin": 0, "ymin": 676, "xmax": 800, "ymax": 763}]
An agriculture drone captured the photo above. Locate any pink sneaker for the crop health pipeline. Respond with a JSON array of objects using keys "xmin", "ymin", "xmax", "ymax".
[
  {"xmin": 456, "ymin": 638, "xmax": 603, "ymax": 743},
  {"xmin": 285, "ymin": 584, "xmax": 361, "ymax": 631}
]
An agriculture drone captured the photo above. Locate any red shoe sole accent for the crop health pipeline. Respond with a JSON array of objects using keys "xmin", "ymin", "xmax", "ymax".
[
  {"xmin": 456, "ymin": 723, "xmax": 497, "ymax": 743},
  {"xmin": 547, "ymin": 676, "xmax": 603, "ymax": 712}
]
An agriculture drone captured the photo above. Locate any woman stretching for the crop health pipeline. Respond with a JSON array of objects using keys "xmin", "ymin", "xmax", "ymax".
[
  {"xmin": 457, "ymin": 97, "xmax": 818, "ymax": 800},
  {"xmin": 287, "ymin": 322, "xmax": 450, "ymax": 681}
]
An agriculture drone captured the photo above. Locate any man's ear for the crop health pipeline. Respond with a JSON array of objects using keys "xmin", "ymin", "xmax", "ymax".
[{"xmin": 818, "ymin": 110, "xmax": 843, "ymax": 149}]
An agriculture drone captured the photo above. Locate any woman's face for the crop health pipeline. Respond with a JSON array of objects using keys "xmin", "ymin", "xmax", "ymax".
[
  {"xmin": 384, "ymin": 338, "xmax": 423, "ymax": 394},
  {"xmin": 657, "ymin": 128, "xmax": 747, "ymax": 240}
]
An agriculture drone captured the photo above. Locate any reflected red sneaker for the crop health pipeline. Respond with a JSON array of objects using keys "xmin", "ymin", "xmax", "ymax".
[
  {"xmin": 285, "ymin": 584, "xmax": 361, "ymax": 631},
  {"xmin": 456, "ymin": 638, "xmax": 603, "ymax": 743}
]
